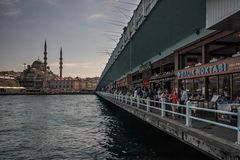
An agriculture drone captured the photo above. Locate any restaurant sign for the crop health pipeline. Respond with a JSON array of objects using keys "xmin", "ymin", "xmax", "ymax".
[
  {"xmin": 176, "ymin": 56, "xmax": 240, "ymax": 79},
  {"xmin": 177, "ymin": 63, "xmax": 227, "ymax": 78}
]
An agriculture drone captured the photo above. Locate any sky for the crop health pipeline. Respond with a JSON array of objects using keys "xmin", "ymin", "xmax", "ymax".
[{"xmin": 0, "ymin": 0, "xmax": 140, "ymax": 78}]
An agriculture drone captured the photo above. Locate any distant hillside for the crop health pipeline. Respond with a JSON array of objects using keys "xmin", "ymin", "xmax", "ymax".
[{"xmin": 0, "ymin": 79, "xmax": 20, "ymax": 87}]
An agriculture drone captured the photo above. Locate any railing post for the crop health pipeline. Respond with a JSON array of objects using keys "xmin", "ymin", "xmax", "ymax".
[
  {"xmin": 130, "ymin": 96, "xmax": 133, "ymax": 106},
  {"xmin": 147, "ymin": 97, "xmax": 150, "ymax": 112},
  {"xmin": 161, "ymin": 98, "xmax": 165, "ymax": 117},
  {"xmin": 186, "ymin": 101, "xmax": 192, "ymax": 127},
  {"xmin": 137, "ymin": 96, "xmax": 140, "ymax": 108},
  {"xmin": 237, "ymin": 107, "xmax": 240, "ymax": 144}
]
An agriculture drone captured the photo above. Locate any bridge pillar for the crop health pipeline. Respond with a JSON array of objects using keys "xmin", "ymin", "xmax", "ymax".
[
  {"xmin": 161, "ymin": 98, "xmax": 166, "ymax": 117},
  {"xmin": 137, "ymin": 96, "xmax": 140, "ymax": 108},
  {"xmin": 186, "ymin": 101, "xmax": 192, "ymax": 127},
  {"xmin": 147, "ymin": 97, "xmax": 150, "ymax": 112},
  {"xmin": 130, "ymin": 96, "xmax": 133, "ymax": 106},
  {"xmin": 238, "ymin": 107, "xmax": 240, "ymax": 144}
]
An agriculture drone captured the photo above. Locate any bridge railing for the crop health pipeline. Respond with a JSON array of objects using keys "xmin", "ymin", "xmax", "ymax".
[{"xmin": 97, "ymin": 92, "xmax": 240, "ymax": 145}]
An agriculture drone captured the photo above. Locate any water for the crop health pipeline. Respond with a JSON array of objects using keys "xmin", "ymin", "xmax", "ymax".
[{"xmin": 0, "ymin": 95, "xmax": 213, "ymax": 160}]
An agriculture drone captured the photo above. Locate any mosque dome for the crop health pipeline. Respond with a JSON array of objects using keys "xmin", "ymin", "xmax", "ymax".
[{"xmin": 32, "ymin": 59, "xmax": 44, "ymax": 70}]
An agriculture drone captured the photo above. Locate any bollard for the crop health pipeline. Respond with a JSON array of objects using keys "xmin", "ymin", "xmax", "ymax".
[
  {"xmin": 137, "ymin": 96, "xmax": 140, "ymax": 108},
  {"xmin": 161, "ymin": 98, "xmax": 165, "ymax": 117},
  {"xmin": 147, "ymin": 97, "xmax": 150, "ymax": 112},
  {"xmin": 186, "ymin": 101, "xmax": 192, "ymax": 127},
  {"xmin": 238, "ymin": 107, "xmax": 240, "ymax": 144}
]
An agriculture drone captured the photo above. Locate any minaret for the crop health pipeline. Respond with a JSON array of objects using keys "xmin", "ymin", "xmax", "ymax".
[
  {"xmin": 43, "ymin": 40, "xmax": 48, "ymax": 88},
  {"xmin": 44, "ymin": 40, "xmax": 47, "ymax": 70},
  {"xmin": 59, "ymin": 47, "xmax": 63, "ymax": 79}
]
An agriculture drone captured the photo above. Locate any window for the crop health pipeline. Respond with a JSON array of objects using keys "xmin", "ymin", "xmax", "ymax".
[
  {"xmin": 193, "ymin": 78, "xmax": 205, "ymax": 98},
  {"xmin": 208, "ymin": 76, "xmax": 218, "ymax": 100},
  {"xmin": 185, "ymin": 79, "xmax": 193, "ymax": 93},
  {"xmin": 233, "ymin": 73, "xmax": 240, "ymax": 97},
  {"xmin": 218, "ymin": 74, "xmax": 230, "ymax": 98}
]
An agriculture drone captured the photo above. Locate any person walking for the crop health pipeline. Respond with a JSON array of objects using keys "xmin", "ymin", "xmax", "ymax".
[
  {"xmin": 179, "ymin": 87, "xmax": 188, "ymax": 117},
  {"xmin": 169, "ymin": 89, "xmax": 179, "ymax": 119}
]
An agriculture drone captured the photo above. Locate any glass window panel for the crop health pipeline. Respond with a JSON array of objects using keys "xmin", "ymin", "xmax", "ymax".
[
  {"xmin": 219, "ymin": 74, "xmax": 230, "ymax": 98},
  {"xmin": 233, "ymin": 73, "xmax": 240, "ymax": 97},
  {"xmin": 186, "ymin": 79, "xmax": 193, "ymax": 93},
  {"xmin": 208, "ymin": 76, "xmax": 218, "ymax": 100},
  {"xmin": 193, "ymin": 78, "xmax": 205, "ymax": 98}
]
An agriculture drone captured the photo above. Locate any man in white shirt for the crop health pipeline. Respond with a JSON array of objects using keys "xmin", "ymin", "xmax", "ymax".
[{"xmin": 180, "ymin": 87, "xmax": 188, "ymax": 105}]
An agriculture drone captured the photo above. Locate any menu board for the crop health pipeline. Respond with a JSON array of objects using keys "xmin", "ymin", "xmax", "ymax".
[{"xmin": 211, "ymin": 95, "xmax": 220, "ymax": 103}]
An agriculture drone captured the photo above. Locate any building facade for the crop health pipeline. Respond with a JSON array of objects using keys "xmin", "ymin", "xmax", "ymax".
[
  {"xmin": 19, "ymin": 41, "xmax": 58, "ymax": 90},
  {"xmin": 48, "ymin": 77, "xmax": 81, "ymax": 92},
  {"xmin": 98, "ymin": 0, "xmax": 240, "ymax": 114}
]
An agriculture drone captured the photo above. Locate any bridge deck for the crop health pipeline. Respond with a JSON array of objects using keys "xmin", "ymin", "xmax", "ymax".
[{"xmin": 97, "ymin": 93, "xmax": 240, "ymax": 160}]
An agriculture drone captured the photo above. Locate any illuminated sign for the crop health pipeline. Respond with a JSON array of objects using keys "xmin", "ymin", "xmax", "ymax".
[
  {"xmin": 176, "ymin": 56, "xmax": 240, "ymax": 79},
  {"xmin": 177, "ymin": 63, "xmax": 227, "ymax": 78}
]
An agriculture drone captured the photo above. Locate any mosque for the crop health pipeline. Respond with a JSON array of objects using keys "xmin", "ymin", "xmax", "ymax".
[
  {"xmin": 19, "ymin": 41, "xmax": 98, "ymax": 93},
  {"xmin": 19, "ymin": 41, "xmax": 63, "ymax": 90}
]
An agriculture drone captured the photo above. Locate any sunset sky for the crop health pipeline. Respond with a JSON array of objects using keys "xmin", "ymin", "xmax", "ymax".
[{"xmin": 0, "ymin": 0, "xmax": 140, "ymax": 78}]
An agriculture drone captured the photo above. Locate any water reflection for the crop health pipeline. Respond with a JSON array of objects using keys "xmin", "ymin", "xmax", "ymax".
[
  {"xmin": 0, "ymin": 95, "xmax": 213, "ymax": 160},
  {"xmin": 99, "ymin": 98, "xmax": 213, "ymax": 160}
]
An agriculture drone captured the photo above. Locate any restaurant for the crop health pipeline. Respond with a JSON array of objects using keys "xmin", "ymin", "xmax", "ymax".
[
  {"xmin": 174, "ymin": 31, "xmax": 240, "ymax": 121},
  {"xmin": 150, "ymin": 54, "xmax": 175, "ymax": 93}
]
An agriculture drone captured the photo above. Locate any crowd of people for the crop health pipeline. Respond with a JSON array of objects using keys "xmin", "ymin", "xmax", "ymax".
[{"xmin": 109, "ymin": 85, "xmax": 189, "ymax": 119}]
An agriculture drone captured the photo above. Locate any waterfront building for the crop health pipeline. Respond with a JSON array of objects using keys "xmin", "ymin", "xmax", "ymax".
[
  {"xmin": 17, "ymin": 41, "xmax": 99, "ymax": 93},
  {"xmin": 83, "ymin": 77, "xmax": 99, "ymax": 91},
  {"xmin": 0, "ymin": 86, "xmax": 26, "ymax": 94},
  {"xmin": 97, "ymin": 0, "xmax": 240, "ymax": 117},
  {"xmin": 0, "ymin": 75, "xmax": 20, "ymax": 87},
  {"xmin": 19, "ymin": 41, "xmax": 58, "ymax": 90},
  {"xmin": 96, "ymin": 1, "xmax": 240, "ymax": 158},
  {"xmin": 48, "ymin": 77, "xmax": 99, "ymax": 92},
  {"xmin": 48, "ymin": 77, "xmax": 81, "ymax": 92}
]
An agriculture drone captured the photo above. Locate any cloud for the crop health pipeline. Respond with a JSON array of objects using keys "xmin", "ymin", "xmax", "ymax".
[
  {"xmin": 0, "ymin": 0, "xmax": 19, "ymax": 5},
  {"xmin": 87, "ymin": 14, "xmax": 105, "ymax": 21},
  {"xmin": 44, "ymin": 0, "xmax": 61, "ymax": 7},
  {"xmin": 2, "ymin": 8, "xmax": 21, "ymax": 16},
  {"xmin": 0, "ymin": 0, "xmax": 21, "ymax": 17}
]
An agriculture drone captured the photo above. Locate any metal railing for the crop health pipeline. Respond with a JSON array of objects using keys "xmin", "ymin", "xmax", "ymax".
[{"xmin": 97, "ymin": 92, "xmax": 240, "ymax": 145}]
